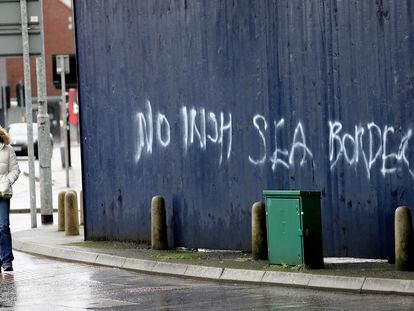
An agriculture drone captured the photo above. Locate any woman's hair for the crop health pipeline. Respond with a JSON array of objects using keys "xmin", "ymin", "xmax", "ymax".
[{"xmin": 0, "ymin": 127, "xmax": 10, "ymax": 145}]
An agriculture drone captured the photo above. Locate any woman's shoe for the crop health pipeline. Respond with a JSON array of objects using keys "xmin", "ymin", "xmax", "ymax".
[{"xmin": 2, "ymin": 265, "xmax": 13, "ymax": 272}]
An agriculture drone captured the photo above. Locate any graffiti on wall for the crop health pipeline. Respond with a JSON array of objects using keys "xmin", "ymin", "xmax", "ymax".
[
  {"xmin": 247, "ymin": 115, "xmax": 313, "ymax": 171},
  {"xmin": 135, "ymin": 100, "xmax": 414, "ymax": 179},
  {"xmin": 329, "ymin": 122, "xmax": 413, "ymax": 179},
  {"xmin": 135, "ymin": 100, "xmax": 232, "ymax": 164}
]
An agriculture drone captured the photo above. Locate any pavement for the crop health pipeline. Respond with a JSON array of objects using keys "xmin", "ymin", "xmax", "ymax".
[
  {"xmin": 6, "ymin": 251, "xmax": 414, "ymax": 310},
  {"xmin": 11, "ymin": 222, "xmax": 414, "ymax": 297},
  {"xmin": 9, "ymin": 143, "xmax": 414, "ymax": 298},
  {"xmin": 10, "ymin": 143, "xmax": 82, "ymax": 213}
]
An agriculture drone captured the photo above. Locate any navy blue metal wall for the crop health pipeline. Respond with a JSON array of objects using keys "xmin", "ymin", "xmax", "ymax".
[{"xmin": 74, "ymin": 0, "xmax": 414, "ymax": 259}]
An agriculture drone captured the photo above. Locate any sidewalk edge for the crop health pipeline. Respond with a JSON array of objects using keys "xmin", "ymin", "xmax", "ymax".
[{"xmin": 12, "ymin": 237, "xmax": 414, "ymax": 296}]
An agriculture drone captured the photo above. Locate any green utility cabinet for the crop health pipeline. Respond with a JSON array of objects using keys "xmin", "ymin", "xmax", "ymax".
[{"xmin": 263, "ymin": 191, "xmax": 323, "ymax": 268}]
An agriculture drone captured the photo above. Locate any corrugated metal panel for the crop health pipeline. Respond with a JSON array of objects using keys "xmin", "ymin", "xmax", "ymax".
[{"xmin": 74, "ymin": 0, "xmax": 414, "ymax": 259}]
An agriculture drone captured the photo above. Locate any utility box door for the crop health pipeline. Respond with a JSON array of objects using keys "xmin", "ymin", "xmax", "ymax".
[{"xmin": 266, "ymin": 198, "xmax": 303, "ymax": 265}]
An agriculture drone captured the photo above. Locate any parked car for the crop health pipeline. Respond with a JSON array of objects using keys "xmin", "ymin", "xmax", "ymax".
[{"xmin": 8, "ymin": 123, "xmax": 54, "ymax": 159}]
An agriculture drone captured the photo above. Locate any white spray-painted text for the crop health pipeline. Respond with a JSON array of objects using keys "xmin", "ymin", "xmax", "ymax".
[{"xmin": 135, "ymin": 100, "xmax": 414, "ymax": 179}]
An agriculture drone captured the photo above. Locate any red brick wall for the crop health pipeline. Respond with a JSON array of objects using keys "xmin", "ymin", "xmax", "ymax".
[{"xmin": 6, "ymin": 0, "xmax": 75, "ymax": 98}]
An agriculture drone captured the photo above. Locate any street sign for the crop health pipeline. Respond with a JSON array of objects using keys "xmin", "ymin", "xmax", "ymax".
[
  {"xmin": 53, "ymin": 54, "xmax": 77, "ymax": 89},
  {"xmin": 0, "ymin": 0, "xmax": 42, "ymax": 56},
  {"xmin": 55, "ymin": 54, "xmax": 70, "ymax": 74}
]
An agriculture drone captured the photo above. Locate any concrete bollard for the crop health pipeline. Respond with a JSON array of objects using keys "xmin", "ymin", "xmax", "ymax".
[
  {"xmin": 252, "ymin": 202, "xmax": 268, "ymax": 260},
  {"xmin": 395, "ymin": 206, "xmax": 414, "ymax": 271},
  {"xmin": 151, "ymin": 196, "xmax": 168, "ymax": 250},
  {"xmin": 80, "ymin": 190, "xmax": 84, "ymax": 226},
  {"xmin": 58, "ymin": 191, "xmax": 66, "ymax": 231},
  {"xmin": 65, "ymin": 190, "xmax": 80, "ymax": 236}
]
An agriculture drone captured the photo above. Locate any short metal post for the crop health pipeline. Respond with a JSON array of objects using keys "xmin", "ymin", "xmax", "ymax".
[
  {"xmin": 395, "ymin": 206, "xmax": 414, "ymax": 271},
  {"xmin": 252, "ymin": 202, "xmax": 268, "ymax": 260},
  {"xmin": 64, "ymin": 190, "xmax": 79, "ymax": 236},
  {"xmin": 58, "ymin": 191, "xmax": 66, "ymax": 232},
  {"xmin": 151, "ymin": 196, "xmax": 168, "ymax": 250},
  {"xmin": 79, "ymin": 189, "xmax": 84, "ymax": 226}
]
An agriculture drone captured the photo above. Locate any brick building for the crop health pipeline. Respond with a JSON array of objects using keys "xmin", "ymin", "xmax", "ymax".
[{"xmin": 6, "ymin": 0, "xmax": 75, "ymax": 98}]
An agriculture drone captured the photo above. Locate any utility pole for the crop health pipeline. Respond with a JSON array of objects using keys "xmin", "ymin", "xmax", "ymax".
[
  {"xmin": 20, "ymin": 0, "xmax": 37, "ymax": 228},
  {"xmin": 1, "ymin": 87, "xmax": 7, "ymax": 128},
  {"xmin": 57, "ymin": 55, "xmax": 70, "ymax": 188},
  {"xmin": 37, "ymin": 0, "xmax": 53, "ymax": 224},
  {"xmin": 1, "ymin": 87, "xmax": 6, "ymax": 127},
  {"xmin": 36, "ymin": 58, "xmax": 53, "ymax": 224}
]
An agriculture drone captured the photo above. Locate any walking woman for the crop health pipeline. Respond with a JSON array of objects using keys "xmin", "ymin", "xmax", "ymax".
[{"xmin": 0, "ymin": 127, "xmax": 20, "ymax": 272}]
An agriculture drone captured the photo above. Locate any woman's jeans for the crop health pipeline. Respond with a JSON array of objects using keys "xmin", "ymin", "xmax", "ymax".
[{"xmin": 0, "ymin": 199, "xmax": 13, "ymax": 267}]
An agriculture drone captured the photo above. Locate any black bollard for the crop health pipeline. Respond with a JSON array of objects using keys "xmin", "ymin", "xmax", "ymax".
[
  {"xmin": 151, "ymin": 196, "xmax": 168, "ymax": 250},
  {"xmin": 395, "ymin": 206, "xmax": 414, "ymax": 271},
  {"xmin": 65, "ymin": 190, "xmax": 80, "ymax": 236},
  {"xmin": 58, "ymin": 191, "xmax": 66, "ymax": 232},
  {"xmin": 252, "ymin": 202, "xmax": 268, "ymax": 260}
]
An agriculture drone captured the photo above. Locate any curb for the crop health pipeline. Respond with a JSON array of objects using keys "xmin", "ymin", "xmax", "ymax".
[{"xmin": 11, "ymin": 237, "xmax": 414, "ymax": 296}]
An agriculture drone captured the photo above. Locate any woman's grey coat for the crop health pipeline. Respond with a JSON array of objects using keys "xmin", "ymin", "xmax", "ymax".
[{"xmin": 0, "ymin": 128, "xmax": 20, "ymax": 198}]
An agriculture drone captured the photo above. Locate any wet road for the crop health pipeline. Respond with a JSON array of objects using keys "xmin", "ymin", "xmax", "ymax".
[{"xmin": 0, "ymin": 252, "xmax": 413, "ymax": 310}]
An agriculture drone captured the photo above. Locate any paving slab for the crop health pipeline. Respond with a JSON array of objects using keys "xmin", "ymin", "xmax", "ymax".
[
  {"xmin": 12, "ymin": 237, "xmax": 98, "ymax": 264},
  {"xmin": 151, "ymin": 261, "xmax": 188, "ymax": 276},
  {"xmin": 12, "ymin": 238, "xmax": 38, "ymax": 254},
  {"xmin": 362, "ymin": 278, "xmax": 414, "ymax": 295},
  {"xmin": 122, "ymin": 258, "xmax": 157, "ymax": 272},
  {"xmin": 308, "ymin": 275, "xmax": 365, "ymax": 292},
  {"xmin": 220, "ymin": 268, "xmax": 265, "ymax": 283},
  {"xmin": 262, "ymin": 271, "xmax": 311, "ymax": 286},
  {"xmin": 52, "ymin": 247, "xmax": 98, "ymax": 263},
  {"xmin": 95, "ymin": 254, "xmax": 126, "ymax": 267},
  {"xmin": 184, "ymin": 265, "xmax": 223, "ymax": 280}
]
